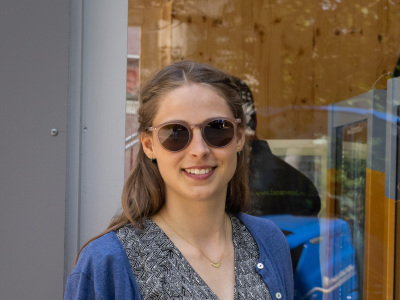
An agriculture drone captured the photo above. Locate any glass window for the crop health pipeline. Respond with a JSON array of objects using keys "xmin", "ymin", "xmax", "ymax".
[
  {"xmin": 335, "ymin": 120, "xmax": 368, "ymax": 297},
  {"xmin": 125, "ymin": 1, "xmax": 400, "ymax": 298}
]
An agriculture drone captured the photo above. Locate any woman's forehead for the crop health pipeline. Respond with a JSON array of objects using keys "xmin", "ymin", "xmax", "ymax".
[{"xmin": 152, "ymin": 84, "xmax": 234, "ymax": 124}]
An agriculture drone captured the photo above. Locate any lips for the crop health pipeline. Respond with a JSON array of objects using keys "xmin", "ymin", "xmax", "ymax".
[{"xmin": 183, "ymin": 166, "xmax": 216, "ymax": 179}]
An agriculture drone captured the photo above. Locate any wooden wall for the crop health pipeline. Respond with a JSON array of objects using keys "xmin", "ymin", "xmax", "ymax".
[{"xmin": 129, "ymin": 0, "xmax": 400, "ymax": 139}]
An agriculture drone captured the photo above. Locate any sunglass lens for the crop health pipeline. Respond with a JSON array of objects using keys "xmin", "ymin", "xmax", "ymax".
[
  {"xmin": 204, "ymin": 119, "xmax": 235, "ymax": 147},
  {"xmin": 158, "ymin": 124, "xmax": 190, "ymax": 151}
]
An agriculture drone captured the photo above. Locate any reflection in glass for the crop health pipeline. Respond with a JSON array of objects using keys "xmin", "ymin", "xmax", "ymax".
[
  {"xmin": 126, "ymin": 0, "xmax": 398, "ymax": 297},
  {"xmin": 397, "ymin": 105, "xmax": 400, "ymax": 202},
  {"xmin": 395, "ymin": 106, "xmax": 400, "ymax": 299},
  {"xmin": 125, "ymin": 27, "xmax": 141, "ymax": 179},
  {"xmin": 335, "ymin": 119, "xmax": 368, "ymax": 298}
]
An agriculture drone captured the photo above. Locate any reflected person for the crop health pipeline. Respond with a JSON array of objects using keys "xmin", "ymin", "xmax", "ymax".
[{"xmin": 234, "ymin": 77, "xmax": 321, "ymax": 217}]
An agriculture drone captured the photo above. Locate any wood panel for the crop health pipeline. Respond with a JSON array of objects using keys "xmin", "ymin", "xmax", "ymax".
[
  {"xmin": 129, "ymin": 0, "xmax": 400, "ymax": 140},
  {"xmin": 129, "ymin": 0, "xmax": 172, "ymax": 84}
]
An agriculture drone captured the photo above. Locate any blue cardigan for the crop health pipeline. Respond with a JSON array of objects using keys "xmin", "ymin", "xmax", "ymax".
[{"xmin": 65, "ymin": 213, "xmax": 294, "ymax": 299}]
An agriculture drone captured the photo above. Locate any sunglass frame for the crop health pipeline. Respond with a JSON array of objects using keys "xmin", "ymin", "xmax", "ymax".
[{"xmin": 146, "ymin": 117, "xmax": 242, "ymax": 152}]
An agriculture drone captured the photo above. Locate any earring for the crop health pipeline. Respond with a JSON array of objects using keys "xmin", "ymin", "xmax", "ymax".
[
  {"xmin": 149, "ymin": 154, "xmax": 154, "ymax": 162},
  {"xmin": 237, "ymin": 146, "xmax": 241, "ymax": 156}
]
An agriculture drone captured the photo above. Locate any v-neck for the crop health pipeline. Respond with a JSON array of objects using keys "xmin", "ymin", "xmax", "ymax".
[
  {"xmin": 115, "ymin": 215, "xmax": 271, "ymax": 300},
  {"xmin": 151, "ymin": 217, "xmax": 226, "ymax": 299}
]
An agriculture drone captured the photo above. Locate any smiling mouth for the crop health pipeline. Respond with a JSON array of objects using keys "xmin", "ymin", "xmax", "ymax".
[{"xmin": 184, "ymin": 167, "xmax": 214, "ymax": 175}]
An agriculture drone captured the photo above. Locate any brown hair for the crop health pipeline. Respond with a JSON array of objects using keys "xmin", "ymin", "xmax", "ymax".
[{"xmin": 76, "ymin": 60, "xmax": 250, "ymax": 262}]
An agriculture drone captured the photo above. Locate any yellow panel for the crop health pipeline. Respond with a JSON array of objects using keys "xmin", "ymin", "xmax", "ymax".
[
  {"xmin": 363, "ymin": 168, "xmax": 395, "ymax": 300},
  {"xmin": 395, "ymin": 201, "xmax": 400, "ymax": 299}
]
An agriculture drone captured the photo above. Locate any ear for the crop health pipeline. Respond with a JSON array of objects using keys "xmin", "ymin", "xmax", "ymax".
[
  {"xmin": 141, "ymin": 132, "xmax": 155, "ymax": 160},
  {"xmin": 236, "ymin": 128, "xmax": 245, "ymax": 151}
]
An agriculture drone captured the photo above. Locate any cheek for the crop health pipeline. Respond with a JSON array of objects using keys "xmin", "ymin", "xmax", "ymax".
[
  {"xmin": 225, "ymin": 151, "xmax": 238, "ymax": 178},
  {"xmin": 155, "ymin": 151, "xmax": 181, "ymax": 176},
  {"xmin": 155, "ymin": 158, "xmax": 176, "ymax": 189}
]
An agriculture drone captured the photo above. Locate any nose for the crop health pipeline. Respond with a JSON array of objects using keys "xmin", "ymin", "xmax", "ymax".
[{"xmin": 188, "ymin": 127, "xmax": 211, "ymax": 158}]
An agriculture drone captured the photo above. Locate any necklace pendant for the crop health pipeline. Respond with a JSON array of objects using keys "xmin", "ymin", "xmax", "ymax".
[{"xmin": 211, "ymin": 261, "xmax": 221, "ymax": 268}]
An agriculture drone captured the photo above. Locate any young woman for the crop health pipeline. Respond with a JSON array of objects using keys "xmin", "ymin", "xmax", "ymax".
[{"xmin": 64, "ymin": 60, "xmax": 293, "ymax": 300}]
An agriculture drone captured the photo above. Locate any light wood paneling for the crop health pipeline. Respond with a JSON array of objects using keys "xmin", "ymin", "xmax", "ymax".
[
  {"xmin": 129, "ymin": 0, "xmax": 400, "ymax": 139},
  {"xmin": 129, "ymin": 0, "xmax": 172, "ymax": 84}
]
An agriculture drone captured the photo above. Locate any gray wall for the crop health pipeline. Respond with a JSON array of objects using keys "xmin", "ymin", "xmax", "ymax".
[
  {"xmin": 0, "ymin": 0, "xmax": 69, "ymax": 298},
  {"xmin": 0, "ymin": 0, "xmax": 128, "ymax": 298},
  {"xmin": 65, "ymin": 0, "xmax": 128, "ymax": 279}
]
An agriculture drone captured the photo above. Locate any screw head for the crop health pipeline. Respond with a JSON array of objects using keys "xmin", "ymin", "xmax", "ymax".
[{"xmin": 50, "ymin": 128, "xmax": 59, "ymax": 136}]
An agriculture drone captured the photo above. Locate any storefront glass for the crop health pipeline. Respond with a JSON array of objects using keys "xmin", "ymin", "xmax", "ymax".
[{"xmin": 124, "ymin": 1, "xmax": 400, "ymax": 298}]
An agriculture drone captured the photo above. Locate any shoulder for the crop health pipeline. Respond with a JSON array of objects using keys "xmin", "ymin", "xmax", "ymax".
[
  {"xmin": 78, "ymin": 231, "xmax": 128, "ymax": 267},
  {"xmin": 65, "ymin": 231, "xmax": 140, "ymax": 299}
]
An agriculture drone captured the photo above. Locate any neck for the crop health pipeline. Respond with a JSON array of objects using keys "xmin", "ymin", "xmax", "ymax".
[{"xmin": 156, "ymin": 200, "xmax": 227, "ymax": 243}]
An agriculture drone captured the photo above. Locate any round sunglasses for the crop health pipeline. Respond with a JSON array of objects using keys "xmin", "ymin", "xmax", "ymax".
[{"xmin": 146, "ymin": 117, "xmax": 241, "ymax": 152}]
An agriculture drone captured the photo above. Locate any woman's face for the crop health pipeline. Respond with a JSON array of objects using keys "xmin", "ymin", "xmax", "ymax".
[{"xmin": 142, "ymin": 83, "xmax": 244, "ymax": 207}]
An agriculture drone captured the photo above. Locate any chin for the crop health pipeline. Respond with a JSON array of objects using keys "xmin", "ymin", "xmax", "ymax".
[{"xmin": 186, "ymin": 187, "xmax": 226, "ymax": 202}]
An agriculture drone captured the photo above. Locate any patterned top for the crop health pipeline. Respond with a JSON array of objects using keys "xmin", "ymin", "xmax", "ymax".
[{"xmin": 115, "ymin": 215, "xmax": 272, "ymax": 300}]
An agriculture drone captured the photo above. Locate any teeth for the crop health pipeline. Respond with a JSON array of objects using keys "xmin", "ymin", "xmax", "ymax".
[{"xmin": 185, "ymin": 168, "xmax": 212, "ymax": 175}]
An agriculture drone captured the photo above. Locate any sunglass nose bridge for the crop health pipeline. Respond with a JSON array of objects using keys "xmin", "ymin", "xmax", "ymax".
[{"xmin": 188, "ymin": 123, "xmax": 203, "ymax": 130}]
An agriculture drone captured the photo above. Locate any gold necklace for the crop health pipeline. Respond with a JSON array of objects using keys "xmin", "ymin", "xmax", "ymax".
[{"xmin": 159, "ymin": 214, "xmax": 228, "ymax": 268}]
